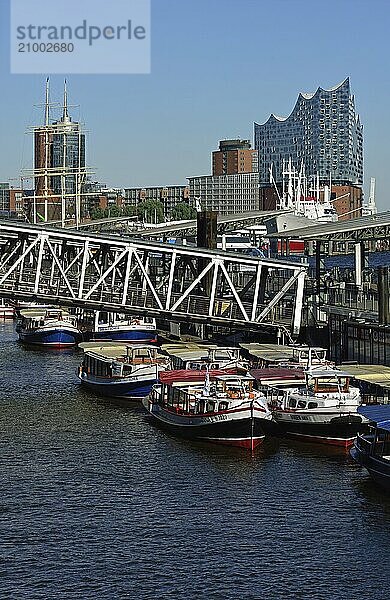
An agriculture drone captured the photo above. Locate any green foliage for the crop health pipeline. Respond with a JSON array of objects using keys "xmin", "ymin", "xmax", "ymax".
[
  {"xmin": 171, "ymin": 202, "xmax": 197, "ymax": 221},
  {"xmin": 123, "ymin": 205, "xmax": 137, "ymax": 217},
  {"xmin": 89, "ymin": 203, "xmax": 137, "ymax": 221},
  {"xmin": 90, "ymin": 207, "xmax": 104, "ymax": 220},
  {"xmin": 137, "ymin": 200, "xmax": 164, "ymax": 223}
]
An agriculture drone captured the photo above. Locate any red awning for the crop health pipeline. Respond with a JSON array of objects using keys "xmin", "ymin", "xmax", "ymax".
[{"xmin": 159, "ymin": 368, "xmax": 240, "ymax": 386}]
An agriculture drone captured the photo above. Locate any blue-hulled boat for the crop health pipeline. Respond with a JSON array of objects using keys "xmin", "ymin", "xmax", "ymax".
[
  {"xmin": 17, "ymin": 307, "xmax": 81, "ymax": 348},
  {"xmin": 78, "ymin": 342, "xmax": 169, "ymax": 400},
  {"xmin": 350, "ymin": 404, "xmax": 390, "ymax": 492},
  {"xmin": 92, "ymin": 311, "xmax": 157, "ymax": 343}
]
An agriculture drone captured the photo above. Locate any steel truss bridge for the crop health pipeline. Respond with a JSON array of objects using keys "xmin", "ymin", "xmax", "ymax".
[
  {"xmin": 134, "ymin": 210, "xmax": 287, "ymax": 238},
  {"xmin": 0, "ymin": 222, "xmax": 306, "ymax": 335}
]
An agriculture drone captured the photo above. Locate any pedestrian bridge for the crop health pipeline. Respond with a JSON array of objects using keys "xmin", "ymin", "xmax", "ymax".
[{"xmin": 0, "ymin": 222, "xmax": 306, "ymax": 336}]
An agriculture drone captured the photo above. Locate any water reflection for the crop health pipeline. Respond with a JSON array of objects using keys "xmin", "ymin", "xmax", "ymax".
[{"xmin": 1, "ymin": 322, "xmax": 390, "ymax": 599}]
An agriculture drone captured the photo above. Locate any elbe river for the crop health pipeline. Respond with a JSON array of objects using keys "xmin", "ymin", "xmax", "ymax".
[{"xmin": 1, "ymin": 322, "xmax": 390, "ymax": 600}]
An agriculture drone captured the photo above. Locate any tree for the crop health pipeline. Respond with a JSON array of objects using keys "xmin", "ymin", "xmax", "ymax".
[
  {"xmin": 137, "ymin": 200, "xmax": 164, "ymax": 224},
  {"xmin": 171, "ymin": 202, "xmax": 197, "ymax": 221},
  {"xmin": 90, "ymin": 207, "xmax": 104, "ymax": 220},
  {"xmin": 106, "ymin": 204, "xmax": 121, "ymax": 217},
  {"xmin": 123, "ymin": 205, "xmax": 137, "ymax": 217}
]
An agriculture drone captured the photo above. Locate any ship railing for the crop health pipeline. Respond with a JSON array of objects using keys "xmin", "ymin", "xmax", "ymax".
[{"xmin": 355, "ymin": 433, "xmax": 373, "ymax": 454}]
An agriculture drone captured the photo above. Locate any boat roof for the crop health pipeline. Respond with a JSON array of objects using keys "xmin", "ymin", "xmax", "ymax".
[
  {"xmin": 215, "ymin": 373, "xmax": 254, "ymax": 381},
  {"xmin": 239, "ymin": 343, "xmax": 326, "ymax": 360},
  {"xmin": 79, "ymin": 342, "xmax": 159, "ymax": 358},
  {"xmin": 161, "ymin": 343, "xmax": 217, "ymax": 360},
  {"xmin": 239, "ymin": 343, "xmax": 295, "ymax": 360},
  {"xmin": 341, "ymin": 364, "xmax": 390, "ymax": 391},
  {"xmin": 358, "ymin": 405, "xmax": 390, "ymax": 431},
  {"xmin": 19, "ymin": 307, "xmax": 70, "ymax": 318},
  {"xmin": 250, "ymin": 368, "xmax": 305, "ymax": 383},
  {"xmin": 159, "ymin": 369, "xmax": 241, "ymax": 386},
  {"xmin": 307, "ymin": 369, "xmax": 351, "ymax": 378}
]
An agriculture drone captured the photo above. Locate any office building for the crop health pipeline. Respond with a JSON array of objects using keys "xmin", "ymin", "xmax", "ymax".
[{"xmin": 212, "ymin": 139, "xmax": 258, "ymax": 176}]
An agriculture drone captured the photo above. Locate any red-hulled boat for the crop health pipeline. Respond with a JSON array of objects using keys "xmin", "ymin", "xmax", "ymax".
[{"xmin": 142, "ymin": 370, "xmax": 272, "ymax": 451}]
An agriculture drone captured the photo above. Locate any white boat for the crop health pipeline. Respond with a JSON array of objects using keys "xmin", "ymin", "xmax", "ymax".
[
  {"xmin": 17, "ymin": 307, "xmax": 81, "ymax": 348},
  {"xmin": 161, "ymin": 343, "xmax": 248, "ymax": 372},
  {"xmin": 92, "ymin": 311, "xmax": 157, "ymax": 343},
  {"xmin": 240, "ymin": 343, "xmax": 332, "ymax": 370},
  {"xmin": 144, "ymin": 372, "xmax": 272, "ymax": 451},
  {"xmin": 267, "ymin": 369, "xmax": 368, "ymax": 447},
  {"xmin": 78, "ymin": 342, "xmax": 169, "ymax": 399}
]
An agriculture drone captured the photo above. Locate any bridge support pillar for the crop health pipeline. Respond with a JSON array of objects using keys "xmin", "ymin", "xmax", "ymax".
[
  {"xmin": 354, "ymin": 241, "xmax": 365, "ymax": 287},
  {"xmin": 378, "ymin": 266, "xmax": 390, "ymax": 325},
  {"xmin": 197, "ymin": 211, "xmax": 217, "ymax": 298}
]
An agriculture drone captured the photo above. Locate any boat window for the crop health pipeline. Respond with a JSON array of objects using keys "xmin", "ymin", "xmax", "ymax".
[
  {"xmin": 98, "ymin": 312, "xmax": 109, "ymax": 325},
  {"xmin": 288, "ymin": 398, "xmax": 297, "ymax": 408},
  {"xmin": 206, "ymin": 401, "xmax": 215, "ymax": 413},
  {"xmin": 197, "ymin": 400, "xmax": 205, "ymax": 414},
  {"xmin": 218, "ymin": 401, "xmax": 229, "ymax": 411},
  {"xmin": 308, "ymin": 402, "xmax": 318, "ymax": 409},
  {"xmin": 297, "ymin": 400, "xmax": 306, "ymax": 409}
]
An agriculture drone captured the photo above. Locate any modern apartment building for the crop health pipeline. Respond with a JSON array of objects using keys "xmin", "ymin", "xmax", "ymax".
[
  {"xmin": 188, "ymin": 172, "xmax": 260, "ymax": 215},
  {"xmin": 123, "ymin": 185, "xmax": 189, "ymax": 218},
  {"xmin": 0, "ymin": 183, "xmax": 24, "ymax": 217}
]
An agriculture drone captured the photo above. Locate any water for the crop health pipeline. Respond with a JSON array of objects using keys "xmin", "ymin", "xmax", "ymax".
[{"xmin": 1, "ymin": 321, "xmax": 390, "ymax": 600}]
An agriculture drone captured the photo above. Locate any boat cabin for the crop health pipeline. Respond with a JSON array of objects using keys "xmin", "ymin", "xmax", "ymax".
[
  {"xmin": 161, "ymin": 343, "xmax": 245, "ymax": 371},
  {"xmin": 292, "ymin": 346, "xmax": 328, "ymax": 368},
  {"xmin": 94, "ymin": 311, "xmax": 156, "ymax": 331},
  {"xmin": 239, "ymin": 343, "xmax": 329, "ymax": 369},
  {"xmin": 19, "ymin": 308, "xmax": 76, "ymax": 330},
  {"xmin": 80, "ymin": 343, "xmax": 164, "ymax": 379},
  {"xmin": 306, "ymin": 370, "xmax": 351, "ymax": 395},
  {"xmin": 157, "ymin": 373, "xmax": 256, "ymax": 415}
]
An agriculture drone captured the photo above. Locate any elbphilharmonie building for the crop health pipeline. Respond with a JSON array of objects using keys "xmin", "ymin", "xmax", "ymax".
[{"xmin": 254, "ymin": 77, "xmax": 363, "ymax": 188}]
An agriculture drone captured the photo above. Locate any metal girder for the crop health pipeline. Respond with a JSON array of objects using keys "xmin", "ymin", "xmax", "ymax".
[
  {"xmin": 0, "ymin": 222, "xmax": 307, "ymax": 335},
  {"xmin": 134, "ymin": 210, "xmax": 287, "ymax": 239}
]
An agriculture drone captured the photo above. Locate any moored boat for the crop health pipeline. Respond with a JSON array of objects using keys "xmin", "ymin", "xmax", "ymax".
[
  {"xmin": 92, "ymin": 311, "xmax": 157, "ymax": 343},
  {"xmin": 143, "ymin": 371, "xmax": 272, "ymax": 451},
  {"xmin": 17, "ymin": 307, "xmax": 81, "ymax": 348},
  {"xmin": 0, "ymin": 299, "xmax": 14, "ymax": 320},
  {"xmin": 161, "ymin": 343, "xmax": 248, "ymax": 372},
  {"xmin": 240, "ymin": 343, "xmax": 332, "ymax": 370},
  {"xmin": 78, "ymin": 342, "xmax": 169, "ymax": 399},
  {"xmin": 266, "ymin": 369, "xmax": 368, "ymax": 447},
  {"xmin": 350, "ymin": 405, "xmax": 390, "ymax": 492}
]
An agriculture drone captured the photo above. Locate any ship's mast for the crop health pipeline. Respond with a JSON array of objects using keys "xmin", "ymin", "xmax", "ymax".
[{"xmin": 22, "ymin": 79, "xmax": 93, "ymax": 227}]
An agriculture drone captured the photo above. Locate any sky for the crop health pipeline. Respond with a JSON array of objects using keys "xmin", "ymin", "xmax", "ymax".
[{"xmin": 0, "ymin": 0, "xmax": 389, "ymax": 209}]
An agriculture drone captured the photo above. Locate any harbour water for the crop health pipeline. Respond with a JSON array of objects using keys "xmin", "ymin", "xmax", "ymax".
[{"xmin": 1, "ymin": 321, "xmax": 390, "ymax": 599}]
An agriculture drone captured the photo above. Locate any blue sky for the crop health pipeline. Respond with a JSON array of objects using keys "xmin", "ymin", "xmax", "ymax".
[{"xmin": 1, "ymin": 0, "xmax": 389, "ymax": 209}]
